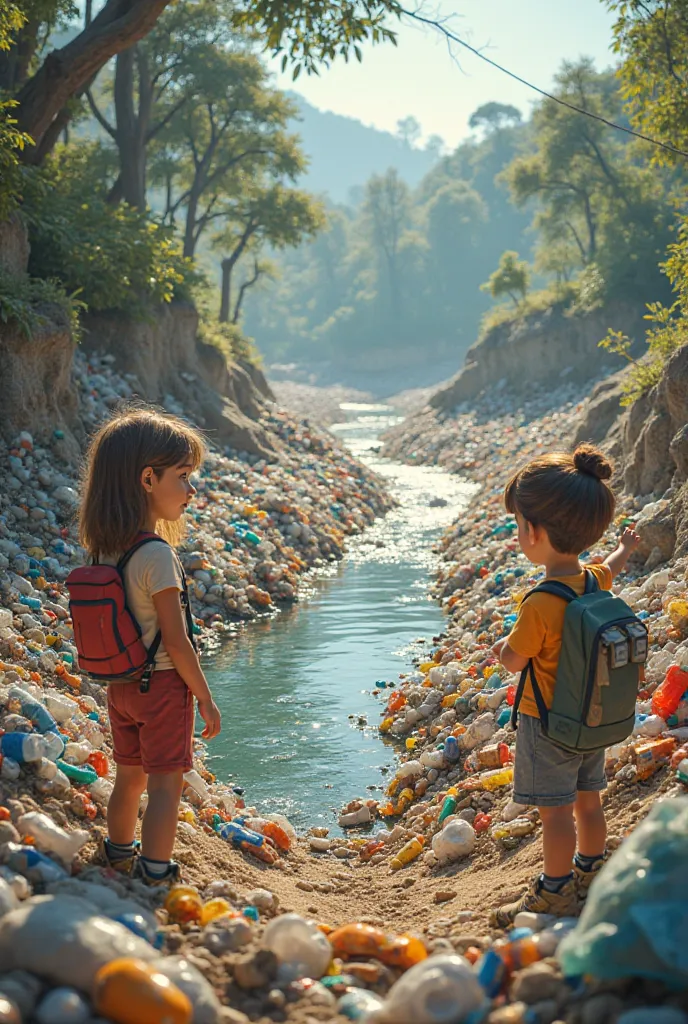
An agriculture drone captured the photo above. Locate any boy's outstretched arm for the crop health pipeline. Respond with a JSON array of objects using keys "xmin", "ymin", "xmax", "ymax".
[
  {"xmin": 492, "ymin": 638, "xmax": 529, "ymax": 674},
  {"xmin": 604, "ymin": 526, "xmax": 641, "ymax": 579}
]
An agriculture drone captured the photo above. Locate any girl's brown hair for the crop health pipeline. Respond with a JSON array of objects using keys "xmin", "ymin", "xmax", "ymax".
[
  {"xmin": 79, "ymin": 407, "xmax": 205, "ymax": 560},
  {"xmin": 504, "ymin": 443, "xmax": 616, "ymax": 555}
]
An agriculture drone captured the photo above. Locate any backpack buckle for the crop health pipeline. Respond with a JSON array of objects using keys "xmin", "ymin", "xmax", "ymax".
[{"xmin": 139, "ymin": 665, "xmax": 153, "ymax": 694}]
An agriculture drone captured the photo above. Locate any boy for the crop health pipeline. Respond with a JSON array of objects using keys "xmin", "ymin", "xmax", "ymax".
[{"xmin": 491, "ymin": 443, "xmax": 640, "ymax": 925}]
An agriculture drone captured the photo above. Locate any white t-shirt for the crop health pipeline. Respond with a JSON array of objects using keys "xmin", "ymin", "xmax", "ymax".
[{"xmin": 104, "ymin": 540, "xmax": 184, "ymax": 671}]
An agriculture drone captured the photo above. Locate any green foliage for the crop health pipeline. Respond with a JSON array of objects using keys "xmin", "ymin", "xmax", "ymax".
[
  {"xmin": 608, "ymin": 0, "xmax": 688, "ymax": 167},
  {"xmin": 481, "ymin": 250, "xmax": 530, "ymax": 307},
  {"xmin": 233, "ymin": 0, "xmax": 401, "ymax": 76},
  {"xmin": 600, "ymin": 304, "xmax": 686, "ymax": 405},
  {"xmin": 0, "ymin": 266, "xmax": 81, "ymax": 339},
  {"xmin": 469, "ymin": 102, "xmax": 522, "ymax": 133},
  {"xmin": 0, "ymin": 99, "xmax": 31, "ymax": 219},
  {"xmin": 0, "ymin": 1, "xmax": 24, "ymax": 50},
  {"xmin": 23, "ymin": 145, "xmax": 195, "ymax": 315},
  {"xmin": 479, "ymin": 281, "xmax": 579, "ymax": 336},
  {"xmin": 503, "ymin": 59, "xmax": 673, "ymax": 304},
  {"xmin": 197, "ymin": 317, "xmax": 261, "ymax": 364}
]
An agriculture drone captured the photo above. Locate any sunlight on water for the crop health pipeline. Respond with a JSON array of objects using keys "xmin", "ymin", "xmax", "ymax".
[{"xmin": 203, "ymin": 404, "xmax": 475, "ymax": 832}]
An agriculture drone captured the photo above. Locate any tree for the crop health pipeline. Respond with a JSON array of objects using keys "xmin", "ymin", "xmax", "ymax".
[
  {"xmin": 424, "ymin": 180, "xmax": 487, "ymax": 305},
  {"xmin": 469, "ymin": 102, "xmax": 522, "ymax": 133},
  {"xmin": 503, "ymin": 59, "xmax": 672, "ymax": 296},
  {"xmin": 424, "ymin": 133, "xmax": 446, "ymax": 161},
  {"xmin": 397, "ymin": 115, "xmax": 421, "ymax": 148},
  {"xmin": 482, "ymin": 250, "xmax": 530, "ymax": 307},
  {"xmin": 86, "ymin": 0, "xmax": 236, "ymax": 209},
  {"xmin": 607, "ymin": 0, "xmax": 688, "ymax": 166},
  {"xmin": 151, "ymin": 49, "xmax": 303, "ymax": 259},
  {"xmin": 361, "ymin": 169, "xmax": 411, "ymax": 315},
  {"xmin": 213, "ymin": 181, "xmax": 324, "ymax": 322},
  {"xmin": 1, "ymin": 0, "xmax": 402, "ymax": 164}
]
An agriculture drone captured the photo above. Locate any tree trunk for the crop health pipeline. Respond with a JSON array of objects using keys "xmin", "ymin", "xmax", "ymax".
[
  {"xmin": 220, "ymin": 259, "xmax": 232, "ymax": 323},
  {"xmin": 112, "ymin": 46, "xmax": 148, "ymax": 208},
  {"xmin": 183, "ymin": 189, "xmax": 202, "ymax": 258},
  {"xmin": 13, "ymin": 0, "xmax": 172, "ymax": 164}
]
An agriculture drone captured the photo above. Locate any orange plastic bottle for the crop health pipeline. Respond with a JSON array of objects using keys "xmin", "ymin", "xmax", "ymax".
[
  {"xmin": 493, "ymin": 933, "xmax": 542, "ymax": 973},
  {"xmin": 390, "ymin": 836, "xmax": 424, "ymax": 870},
  {"xmin": 634, "ymin": 737, "xmax": 676, "ymax": 779},
  {"xmin": 263, "ymin": 821, "xmax": 291, "ymax": 852},
  {"xmin": 328, "ymin": 924, "xmax": 427, "ymax": 969},
  {"xmin": 651, "ymin": 665, "xmax": 688, "ymax": 720}
]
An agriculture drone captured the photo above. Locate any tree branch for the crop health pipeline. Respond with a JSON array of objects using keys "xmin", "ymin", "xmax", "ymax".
[
  {"xmin": 232, "ymin": 258, "xmax": 262, "ymax": 324},
  {"xmin": 146, "ymin": 95, "xmax": 187, "ymax": 142},
  {"xmin": 85, "ymin": 87, "xmax": 117, "ymax": 139}
]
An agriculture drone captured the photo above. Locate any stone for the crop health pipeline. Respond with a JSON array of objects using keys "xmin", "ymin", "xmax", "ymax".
[
  {"xmin": 35, "ymin": 987, "xmax": 90, "ymax": 1024},
  {"xmin": 153, "ymin": 957, "xmax": 222, "ymax": 1024},
  {"xmin": 433, "ymin": 890, "xmax": 457, "ymax": 904},
  {"xmin": 219, "ymin": 1011, "xmax": 250, "ymax": 1024},
  {"xmin": 0, "ymin": 970, "xmax": 42, "ymax": 1019},
  {"xmin": 203, "ymin": 917, "xmax": 253, "ymax": 955},
  {"xmin": 246, "ymin": 888, "xmax": 277, "ymax": 912},
  {"xmin": 233, "ymin": 950, "xmax": 278, "ymax": 990},
  {"xmin": 580, "ymin": 993, "xmax": 625, "ymax": 1024},
  {"xmin": 487, "ymin": 1005, "xmax": 528, "ymax": 1024},
  {"xmin": 617, "ymin": 1011, "xmax": 688, "ymax": 1024},
  {"xmin": 511, "ymin": 962, "xmax": 563, "ymax": 1004}
]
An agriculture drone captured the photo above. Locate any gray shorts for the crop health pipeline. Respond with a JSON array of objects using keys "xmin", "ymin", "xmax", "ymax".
[{"xmin": 513, "ymin": 713, "xmax": 607, "ymax": 808}]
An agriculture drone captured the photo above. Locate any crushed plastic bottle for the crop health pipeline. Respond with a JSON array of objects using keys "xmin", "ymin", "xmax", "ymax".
[{"xmin": 16, "ymin": 812, "xmax": 89, "ymax": 862}]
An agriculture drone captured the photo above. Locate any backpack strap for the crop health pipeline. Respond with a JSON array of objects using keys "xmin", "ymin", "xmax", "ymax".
[
  {"xmin": 509, "ymin": 571, "xmax": 597, "ymax": 731},
  {"xmin": 117, "ymin": 533, "xmax": 195, "ymax": 693}
]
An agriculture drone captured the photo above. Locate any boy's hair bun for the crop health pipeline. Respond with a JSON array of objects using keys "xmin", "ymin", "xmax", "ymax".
[{"xmin": 573, "ymin": 443, "xmax": 613, "ymax": 481}]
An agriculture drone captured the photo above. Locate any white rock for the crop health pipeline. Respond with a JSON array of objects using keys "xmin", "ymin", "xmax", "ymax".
[
  {"xmin": 370, "ymin": 955, "xmax": 482, "ymax": 1024},
  {"xmin": 0, "ymin": 878, "xmax": 19, "ymax": 918},
  {"xmin": 262, "ymin": 913, "xmax": 332, "ymax": 979},
  {"xmin": 432, "ymin": 820, "xmax": 476, "ymax": 863}
]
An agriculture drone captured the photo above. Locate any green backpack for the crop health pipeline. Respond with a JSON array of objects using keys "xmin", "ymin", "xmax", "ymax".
[{"xmin": 511, "ymin": 569, "xmax": 648, "ymax": 753}]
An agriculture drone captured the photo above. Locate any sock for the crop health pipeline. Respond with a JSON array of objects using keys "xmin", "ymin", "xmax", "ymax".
[
  {"xmin": 539, "ymin": 871, "xmax": 573, "ymax": 893},
  {"xmin": 140, "ymin": 855, "xmax": 174, "ymax": 879},
  {"xmin": 574, "ymin": 851, "xmax": 605, "ymax": 872},
  {"xmin": 105, "ymin": 838, "xmax": 137, "ymax": 862}
]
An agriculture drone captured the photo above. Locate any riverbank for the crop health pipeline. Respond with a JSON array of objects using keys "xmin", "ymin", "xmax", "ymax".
[{"xmin": 1, "ymin": 366, "xmax": 687, "ymax": 1023}]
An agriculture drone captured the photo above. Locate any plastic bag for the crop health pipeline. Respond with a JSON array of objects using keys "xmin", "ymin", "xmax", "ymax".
[{"xmin": 558, "ymin": 797, "xmax": 688, "ymax": 988}]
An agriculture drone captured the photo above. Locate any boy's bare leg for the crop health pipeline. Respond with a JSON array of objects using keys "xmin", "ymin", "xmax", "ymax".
[
  {"xmin": 574, "ymin": 790, "xmax": 606, "ymax": 857},
  {"xmin": 539, "ymin": 804, "xmax": 577, "ymax": 876},
  {"xmin": 141, "ymin": 770, "xmax": 185, "ymax": 862}
]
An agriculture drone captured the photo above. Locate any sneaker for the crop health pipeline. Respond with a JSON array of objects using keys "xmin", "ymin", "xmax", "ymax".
[
  {"xmin": 132, "ymin": 859, "xmax": 182, "ymax": 888},
  {"xmin": 491, "ymin": 875, "xmax": 580, "ymax": 928},
  {"xmin": 100, "ymin": 836, "xmax": 140, "ymax": 876},
  {"xmin": 573, "ymin": 855, "xmax": 607, "ymax": 900}
]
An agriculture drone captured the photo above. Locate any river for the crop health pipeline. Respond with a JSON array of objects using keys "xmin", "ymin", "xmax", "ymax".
[{"xmin": 203, "ymin": 403, "xmax": 475, "ymax": 832}]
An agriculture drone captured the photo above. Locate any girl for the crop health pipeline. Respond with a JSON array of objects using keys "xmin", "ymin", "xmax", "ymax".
[{"xmin": 78, "ymin": 407, "xmax": 222, "ymax": 885}]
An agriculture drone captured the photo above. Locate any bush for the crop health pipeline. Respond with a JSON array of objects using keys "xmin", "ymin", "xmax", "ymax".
[
  {"xmin": 197, "ymin": 317, "xmax": 261, "ymax": 365},
  {"xmin": 479, "ymin": 281, "xmax": 579, "ymax": 337},
  {"xmin": 0, "ymin": 267, "xmax": 82, "ymax": 339},
  {"xmin": 22, "ymin": 146, "xmax": 197, "ymax": 316},
  {"xmin": 0, "ymin": 100, "xmax": 31, "ymax": 221}
]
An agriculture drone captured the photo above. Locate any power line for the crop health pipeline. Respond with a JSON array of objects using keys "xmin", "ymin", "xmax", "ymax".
[{"xmin": 402, "ymin": 8, "xmax": 688, "ymax": 161}]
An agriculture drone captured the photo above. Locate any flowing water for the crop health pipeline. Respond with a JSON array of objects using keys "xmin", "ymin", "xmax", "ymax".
[{"xmin": 203, "ymin": 403, "xmax": 474, "ymax": 832}]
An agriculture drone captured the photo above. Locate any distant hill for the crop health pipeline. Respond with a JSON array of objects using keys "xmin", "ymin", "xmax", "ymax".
[{"xmin": 285, "ymin": 93, "xmax": 439, "ymax": 202}]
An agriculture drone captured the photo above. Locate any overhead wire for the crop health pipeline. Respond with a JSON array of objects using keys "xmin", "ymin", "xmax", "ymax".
[{"xmin": 402, "ymin": 7, "xmax": 688, "ymax": 161}]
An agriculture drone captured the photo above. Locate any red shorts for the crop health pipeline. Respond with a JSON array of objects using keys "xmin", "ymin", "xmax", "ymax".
[{"xmin": 108, "ymin": 669, "xmax": 193, "ymax": 774}]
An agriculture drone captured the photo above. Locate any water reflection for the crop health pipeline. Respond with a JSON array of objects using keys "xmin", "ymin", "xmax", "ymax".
[{"xmin": 203, "ymin": 404, "xmax": 475, "ymax": 831}]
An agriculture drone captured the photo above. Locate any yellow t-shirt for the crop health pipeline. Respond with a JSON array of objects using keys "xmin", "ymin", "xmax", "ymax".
[{"xmin": 507, "ymin": 563, "xmax": 613, "ymax": 719}]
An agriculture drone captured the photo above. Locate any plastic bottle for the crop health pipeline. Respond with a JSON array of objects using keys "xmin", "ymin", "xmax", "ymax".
[
  {"xmin": 3, "ymin": 842, "xmax": 69, "ymax": 884},
  {"xmin": 651, "ymin": 665, "xmax": 688, "ymax": 720},
  {"xmin": 56, "ymin": 759, "xmax": 98, "ymax": 785},
  {"xmin": 438, "ymin": 790, "xmax": 458, "ymax": 824},
  {"xmin": 0, "ymin": 731, "xmax": 63, "ymax": 764},
  {"xmin": 359, "ymin": 839, "xmax": 386, "ymax": 862},
  {"xmin": 491, "ymin": 817, "xmax": 535, "ymax": 840},
  {"xmin": 329, "ymin": 924, "xmax": 427, "ymax": 970},
  {"xmin": 677, "ymin": 758, "xmax": 688, "ymax": 785},
  {"xmin": 390, "ymin": 836, "xmax": 424, "ymax": 871},
  {"xmin": 164, "ymin": 886, "xmax": 204, "ymax": 924},
  {"xmin": 216, "ymin": 820, "xmax": 264, "ymax": 847},
  {"xmin": 94, "ymin": 958, "xmax": 192, "ymax": 1024},
  {"xmin": 16, "ymin": 812, "xmax": 89, "ymax": 862},
  {"xmin": 492, "ymin": 927, "xmax": 542, "ymax": 972},
  {"xmin": 8, "ymin": 687, "xmax": 58, "ymax": 734},
  {"xmin": 63, "ymin": 741, "xmax": 92, "ymax": 765},
  {"xmin": 183, "ymin": 769, "xmax": 209, "ymax": 802},
  {"xmin": 443, "ymin": 735, "xmax": 460, "ymax": 762}
]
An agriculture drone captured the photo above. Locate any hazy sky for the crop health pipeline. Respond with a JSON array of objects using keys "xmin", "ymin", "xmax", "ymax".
[{"xmin": 270, "ymin": 0, "xmax": 617, "ymax": 149}]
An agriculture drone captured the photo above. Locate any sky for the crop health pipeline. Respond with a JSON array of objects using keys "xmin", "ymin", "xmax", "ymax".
[{"xmin": 270, "ymin": 0, "xmax": 617, "ymax": 149}]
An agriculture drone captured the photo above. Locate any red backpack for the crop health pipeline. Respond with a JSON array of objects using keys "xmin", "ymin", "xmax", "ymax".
[{"xmin": 66, "ymin": 533, "xmax": 194, "ymax": 690}]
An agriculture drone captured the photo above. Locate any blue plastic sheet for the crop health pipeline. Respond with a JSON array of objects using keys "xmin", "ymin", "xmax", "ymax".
[{"xmin": 558, "ymin": 797, "xmax": 688, "ymax": 988}]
